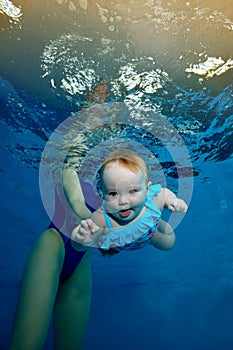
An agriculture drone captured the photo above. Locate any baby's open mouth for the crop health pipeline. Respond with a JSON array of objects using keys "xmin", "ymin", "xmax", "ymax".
[{"xmin": 119, "ymin": 209, "xmax": 131, "ymax": 218}]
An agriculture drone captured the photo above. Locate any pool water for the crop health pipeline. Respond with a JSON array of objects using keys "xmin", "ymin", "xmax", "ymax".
[{"xmin": 0, "ymin": 1, "xmax": 233, "ymax": 349}]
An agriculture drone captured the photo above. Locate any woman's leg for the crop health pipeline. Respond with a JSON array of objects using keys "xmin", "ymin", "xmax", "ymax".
[
  {"xmin": 150, "ymin": 219, "xmax": 176, "ymax": 250},
  {"xmin": 9, "ymin": 228, "xmax": 65, "ymax": 350},
  {"xmin": 53, "ymin": 250, "xmax": 92, "ymax": 350}
]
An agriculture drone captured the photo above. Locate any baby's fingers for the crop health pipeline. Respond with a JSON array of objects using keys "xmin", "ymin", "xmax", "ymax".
[
  {"xmin": 71, "ymin": 224, "xmax": 86, "ymax": 242},
  {"xmin": 80, "ymin": 219, "xmax": 99, "ymax": 234},
  {"xmin": 87, "ymin": 220, "xmax": 99, "ymax": 234},
  {"xmin": 71, "ymin": 220, "xmax": 101, "ymax": 247},
  {"xmin": 168, "ymin": 199, "xmax": 188, "ymax": 213},
  {"xmin": 167, "ymin": 205, "xmax": 173, "ymax": 212},
  {"xmin": 174, "ymin": 200, "xmax": 188, "ymax": 213},
  {"xmin": 72, "ymin": 222, "xmax": 92, "ymax": 242},
  {"xmin": 181, "ymin": 202, "xmax": 188, "ymax": 213}
]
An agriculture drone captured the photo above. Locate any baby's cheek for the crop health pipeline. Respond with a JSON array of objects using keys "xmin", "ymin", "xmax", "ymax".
[{"xmin": 105, "ymin": 202, "xmax": 117, "ymax": 212}]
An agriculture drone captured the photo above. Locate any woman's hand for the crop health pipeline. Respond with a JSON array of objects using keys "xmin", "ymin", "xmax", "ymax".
[{"xmin": 72, "ymin": 219, "xmax": 101, "ymax": 247}]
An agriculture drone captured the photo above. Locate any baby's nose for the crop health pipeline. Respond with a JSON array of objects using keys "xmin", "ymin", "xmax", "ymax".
[{"xmin": 118, "ymin": 193, "xmax": 130, "ymax": 206}]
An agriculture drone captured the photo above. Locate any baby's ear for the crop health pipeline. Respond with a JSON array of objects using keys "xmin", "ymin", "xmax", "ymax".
[
  {"xmin": 96, "ymin": 181, "xmax": 103, "ymax": 198},
  {"xmin": 147, "ymin": 181, "xmax": 152, "ymax": 188},
  {"xmin": 98, "ymin": 188, "xmax": 104, "ymax": 198}
]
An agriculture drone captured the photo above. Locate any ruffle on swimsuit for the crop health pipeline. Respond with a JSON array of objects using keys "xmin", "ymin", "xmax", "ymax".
[{"xmin": 98, "ymin": 184, "xmax": 162, "ymax": 251}]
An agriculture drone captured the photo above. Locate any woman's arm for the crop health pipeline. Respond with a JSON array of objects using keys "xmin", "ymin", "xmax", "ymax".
[{"xmin": 62, "ymin": 168, "xmax": 92, "ymax": 220}]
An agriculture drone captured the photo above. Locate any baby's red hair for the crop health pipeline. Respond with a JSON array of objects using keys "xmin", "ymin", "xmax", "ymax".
[{"xmin": 98, "ymin": 148, "xmax": 149, "ymax": 186}]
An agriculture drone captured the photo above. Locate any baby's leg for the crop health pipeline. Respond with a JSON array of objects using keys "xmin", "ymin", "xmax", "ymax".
[
  {"xmin": 8, "ymin": 228, "xmax": 65, "ymax": 350},
  {"xmin": 53, "ymin": 251, "xmax": 92, "ymax": 350},
  {"xmin": 150, "ymin": 219, "xmax": 176, "ymax": 251}
]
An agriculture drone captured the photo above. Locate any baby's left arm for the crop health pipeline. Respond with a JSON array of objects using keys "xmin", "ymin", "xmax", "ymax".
[{"xmin": 162, "ymin": 188, "xmax": 188, "ymax": 213}]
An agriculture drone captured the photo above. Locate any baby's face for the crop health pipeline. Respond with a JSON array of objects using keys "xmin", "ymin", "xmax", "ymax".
[{"xmin": 101, "ymin": 163, "xmax": 148, "ymax": 223}]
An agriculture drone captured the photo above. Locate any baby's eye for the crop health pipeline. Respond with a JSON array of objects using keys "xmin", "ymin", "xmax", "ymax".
[
  {"xmin": 108, "ymin": 191, "xmax": 118, "ymax": 197},
  {"xmin": 129, "ymin": 189, "xmax": 139, "ymax": 194}
]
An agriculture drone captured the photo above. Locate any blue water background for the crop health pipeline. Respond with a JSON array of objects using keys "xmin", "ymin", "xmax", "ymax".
[
  {"xmin": 1, "ymin": 134, "xmax": 233, "ymax": 349},
  {"xmin": 1, "ymin": 1, "xmax": 233, "ymax": 349}
]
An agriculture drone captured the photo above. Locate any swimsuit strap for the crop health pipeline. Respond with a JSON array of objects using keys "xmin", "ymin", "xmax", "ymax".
[{"xmin": 103, "ymin": 211, "xmax": 113, "ymax": 229}]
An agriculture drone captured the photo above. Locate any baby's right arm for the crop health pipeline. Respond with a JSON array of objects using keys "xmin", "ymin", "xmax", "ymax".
[
  {"xmin": 72, "ymin": 210, "xmax": 106, "ymax": 248},
  {"xmin": 72, "ymin": 219, "xmax": 100, "ymax": 246}
]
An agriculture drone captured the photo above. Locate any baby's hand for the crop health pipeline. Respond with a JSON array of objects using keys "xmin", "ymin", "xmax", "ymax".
[
  {"xmin": 72, "ymin": 219, "xmax": 100, "ymax": 247},
  {"xmin": 167, "ymin": 198, "xmax": 188, "ymax": 213}
]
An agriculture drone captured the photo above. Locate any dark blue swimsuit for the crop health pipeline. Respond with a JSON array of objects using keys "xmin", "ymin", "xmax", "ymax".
[
  {"xmin": 48, "ymin": 184, "xmax": 87, "ymax": 281},
  {"xmin": 48, "ymin": 222, "xmax": 86, "ymax": 281}
]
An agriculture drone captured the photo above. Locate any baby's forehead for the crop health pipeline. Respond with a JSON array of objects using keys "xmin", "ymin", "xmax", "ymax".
[
  {"xmin": 103, "ymin": 161, "xmax": 142, "ymax": 173},
  {"xmin": 102, "ymin": 162, "xmax": 147, "ymax": 183}
]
